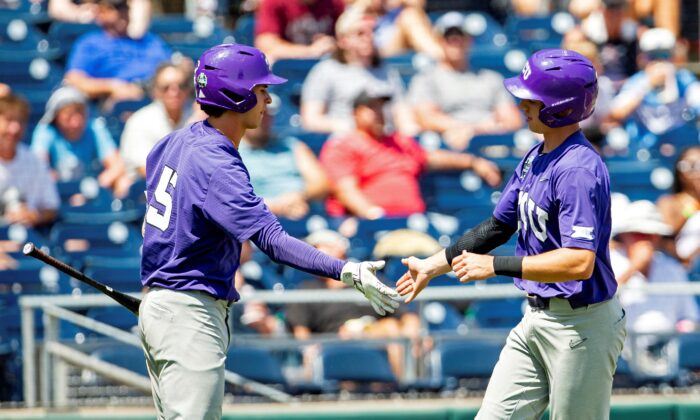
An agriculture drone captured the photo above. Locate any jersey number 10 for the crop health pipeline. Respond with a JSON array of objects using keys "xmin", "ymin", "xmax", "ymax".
[{"xmin": 146, "ymin": 166, "xmax": 178, "ymax": 231}]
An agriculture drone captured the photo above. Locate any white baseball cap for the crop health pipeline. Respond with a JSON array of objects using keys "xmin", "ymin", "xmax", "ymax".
[
  {"xmin": 613, "ymin": 199, "xmax": 673, "ymax": 236},
  {"xmin": 639, "ymin": 28, "xmax": 676, "ymax": 55}
]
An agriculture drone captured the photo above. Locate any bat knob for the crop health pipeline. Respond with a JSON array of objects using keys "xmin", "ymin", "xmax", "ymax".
[{"xmin": 22, "ymin": 242, "xmax": 35, "ymax": 255}]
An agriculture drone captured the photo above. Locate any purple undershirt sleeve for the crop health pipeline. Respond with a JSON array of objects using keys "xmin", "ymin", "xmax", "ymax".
[{"xmin": 250, "ymin": 220, "xmax": 346, "ymax": 280}]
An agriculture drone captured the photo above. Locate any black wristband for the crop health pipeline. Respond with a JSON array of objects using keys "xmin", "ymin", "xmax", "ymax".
[{"xmin": 493, "ymin": 256, "xmax": 524, "ymax": 278}]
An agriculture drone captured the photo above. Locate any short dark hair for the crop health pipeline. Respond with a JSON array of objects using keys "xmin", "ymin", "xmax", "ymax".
[
  {"xmin": 0, "ymin": 93, "xmax": 30, "ymax": 122},
  {"xmin": 200, "ymin": 104, "xmax": 227, "ymax": 118}
]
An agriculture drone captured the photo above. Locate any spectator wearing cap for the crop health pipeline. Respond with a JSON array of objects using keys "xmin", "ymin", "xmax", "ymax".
[
  {"xmin": 301, "ymin": 9, "xmax": 417, "ymax": 136},
  {"xmin": 0, "ymin": 94, "xmax": 58, "ymax": 228},
  {"xmin": 319, "ymin": 89, "xmax": 502, "ymax": 219},
  {"xmin": 31, "ymin": 87, "xmax": 131, "ymax": 198},
  {"xmin": 120, "ymin": 63, "xmax": 205, "ymax": 180},
  {"xmin": 610, "ymin": 198, "xmax": 698, "ymax": 375},
  {"xmin": 407, "ymin": 11, "xmax": 522, "ymax": 151},
  {"xmin": 610, "ymin": 28, "xmax": 700, "ymax": 146},
  {"xmin": 63, "ymin": 0, "xmax": 172, "ymax": 102},
  {"xmin": 285, "ymin": 228, "xmax": 419, "ymax": 379},
  {"xmin": 238, "ymin": 106, "xmax": 330, "ymax": 220},
  {"xmin": 254, "ymin": 0, "xmax": 344, "ymax": 62}
]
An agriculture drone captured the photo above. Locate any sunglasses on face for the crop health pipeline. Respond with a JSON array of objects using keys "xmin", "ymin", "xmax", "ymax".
[
  {"xmin": 156, "ymin": 82, "xmax": 189, "ymax": 92},
  {"xmin": 677, "ymin": 160, "xmax": 700, "ymax": 173}
]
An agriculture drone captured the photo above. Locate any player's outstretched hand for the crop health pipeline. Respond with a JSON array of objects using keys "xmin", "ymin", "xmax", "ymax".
[
  {"xmin": 395, "ymin": 256, "xmax": 434, "ymax": 304},
  {"xmin": 341, "ymin": 261, "xmax": 401, "ymax": 316}
]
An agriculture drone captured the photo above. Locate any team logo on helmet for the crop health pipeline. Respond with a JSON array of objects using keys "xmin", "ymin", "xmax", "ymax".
[
  {"xmin": 522, "ymin": 61, "xmax": 532, "ymax": 80},
  {"xmin": 197, "ymin": 73, "xmax": 208, "ymax": 88}
]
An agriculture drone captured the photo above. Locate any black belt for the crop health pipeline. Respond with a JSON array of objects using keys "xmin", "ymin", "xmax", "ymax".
[{"xmin": 526, "ymin": 294, "xmax": 588, "ymax": 310}]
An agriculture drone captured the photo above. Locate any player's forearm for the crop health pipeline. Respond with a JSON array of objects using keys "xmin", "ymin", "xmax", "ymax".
[
  {"xmin": 521, "ymin": 248, "xmax": 596, "ymax": 283},
  {"xmin": 251, "ymin": 220, "xmax": 345, "ymax": 279}
]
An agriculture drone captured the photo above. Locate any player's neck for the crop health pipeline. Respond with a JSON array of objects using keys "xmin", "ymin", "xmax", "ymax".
[
  {"xmin": 208, "ymin": 116, "xmax": 245, "ymax": 148},
  {"xmin": 541, "ymin": 124, "xmax": 580, "ymax": 153}
]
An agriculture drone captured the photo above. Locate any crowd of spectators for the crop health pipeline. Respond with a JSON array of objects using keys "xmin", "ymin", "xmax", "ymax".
[{"xmin": 1, "ymin": 0, "xmax": 700, "ymax": 391}]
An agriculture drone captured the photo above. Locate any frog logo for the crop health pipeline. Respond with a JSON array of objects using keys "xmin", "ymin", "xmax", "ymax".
[{"xmin": 197, "ymin": 73, "xmax": 208, "ymax": 89}]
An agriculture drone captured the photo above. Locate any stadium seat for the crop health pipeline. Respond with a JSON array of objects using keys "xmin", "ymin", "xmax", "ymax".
[
  {"xmin": 431, "ymin": 337, "xmax": 504, "ymax": 390},
  {"xmin": 468, "ymin": 298, "xmax": 524, "ymax": 330},
  {"xmin": 607, "ymin": 160, "xmax": 672, "ymax": 201},
  {"xmin": 268, "ymin": 58, "xmax": 319, "ymax": 131},
  {"xmin": 469, "ymin": 46, "xmax": 528, "ymax": 78},
  {"xmin": 0, "ymin": 16, "xmax": 59, "ymax": 58},
  {"xmin": 287, "ymin": 131, "xmax": 329, "ymax": 156},
  {"xmin": 504, "ymin": 12, "xmax": 576, "ymax": 52},
  {"xmin": 83, "ymin": 265, "xmax": 142, "ymax": 293},
  {"xmin": 103, "ymin": 98, "xmax": 152, "ymax": 142},
  {"xmin": 46, "ymin": 21, "xmax": 100, "ymax": 59},
  {"xmin": 232, "ymin": 13, "xmax": 255, "ymax": 46},
  {"xmin": 226, "ymin": 346, "xmax": 288, "ymax": 386},
  {"xmin": 49, "ymin": 221, "xmax": 142, "ymax": 268},
  {"xmin": 85, "ymin": 306, "xmax": 138, "ymax": 333},
  {"xmin": 676, "ymin": 333, "xmax": 700, "ymax": 386},
  {"xmin": 91, "ymin": 343, "xmax": 148, "ymax": 377},
  {"xmin": 0, "ymin": 57, "xmax": 63, "ymax": 92},
  {"xmin": 316, "ymin": 344, "xmax": 398, "ymax": 392}
]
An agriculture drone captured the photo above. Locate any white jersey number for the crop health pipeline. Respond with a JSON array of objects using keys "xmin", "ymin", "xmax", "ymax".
[{"xmin": 146, "ymin": 166, "xmax": 178, "ymax": 231}]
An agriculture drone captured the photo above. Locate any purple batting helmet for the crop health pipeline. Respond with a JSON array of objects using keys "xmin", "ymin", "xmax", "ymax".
[
  {"xmin": 504, "ymin": 48, "xmax": 597, "ymax": 128},
  {"xmin": 194, "ymin": 43, "xmax": 287, "ymax": 113}
]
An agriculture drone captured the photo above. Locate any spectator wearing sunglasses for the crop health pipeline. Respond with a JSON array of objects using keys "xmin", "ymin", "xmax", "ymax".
[
  {"xmin": 120, "ymin": 63, "xmax": 206, "ymax": 179},
  {"xmin": 657, "ymin": 146, "xmax": 700, "ymax": 263}
]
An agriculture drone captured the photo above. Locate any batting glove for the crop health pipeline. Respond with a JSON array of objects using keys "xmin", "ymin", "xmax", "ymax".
[{"xmin": 341, "ymin": 261, "xmax": 402, "ymax": 316}]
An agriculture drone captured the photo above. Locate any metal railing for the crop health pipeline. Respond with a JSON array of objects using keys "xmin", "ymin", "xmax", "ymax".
[{"xmin": 18, "ymin": 282, "xmax": 700, "ymax": 408}]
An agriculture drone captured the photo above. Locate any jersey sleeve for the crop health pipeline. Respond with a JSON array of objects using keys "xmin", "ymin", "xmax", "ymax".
[
  {"xmin": 554, "ymin": 167, "xmax": 602, "ymax": 251},
  {"xmin": 202, "ymin": 164, "xmax": 277, "ymax": 242}
]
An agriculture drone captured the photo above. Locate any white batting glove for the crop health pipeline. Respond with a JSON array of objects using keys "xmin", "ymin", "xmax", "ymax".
[{"xmin": 341, "ymin": 260, "xmax": 402, "ymax": 316}]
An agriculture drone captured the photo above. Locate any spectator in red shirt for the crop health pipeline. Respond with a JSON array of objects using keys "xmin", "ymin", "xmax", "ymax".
[
  {"xmin": 320, "ymin": 89, "xmax": 502, "ymax": 219},
  {"xmin": 255, "ymin": 0, "xmax": 345, "ymax": 61}
]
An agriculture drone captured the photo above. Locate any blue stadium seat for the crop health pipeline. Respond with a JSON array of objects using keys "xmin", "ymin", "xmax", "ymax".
[
  {"xmin": 226, "ymin": 346, "xmax": 287, "ymax": 385},
  {"xmin": 0, "ymin": 16, "xmax": 59, "ymax": 57},
  {"xmin": 422, "ymin": 301, "xmax": 465, "ymax": 332},
  {"xmin": 469, "ymin": 46, "xmax": 528, "ymax": 78},
  {"xmin": 49, "ymin": 221, "xmax": 142, "ymax": 268},
  {"xmin": 0, "ymin": 1, "xmax": 49, "ymax": 23},
  {"xmin": 287, "ymin": 131, "xmax": 329, "ymax": 156},
  {"xmin": 504, "ymin": 13, "xmax": 576, "ymax": 52},
  {"xmin": 318, "ymin": 344, "xmax": 398, "ymax": 392},
  {"xmin": 103, "ymin": 98, "xmax": 152, "ymax": 142},
  {"xmin": 232, "ymin": 14, "xmax": 255, "ymax": 46},
  {"xmin": 608, "ymin": 160, "xmax": 672, "ymax": 201},
  {"xmin": 432, "ymin": 338, "xmax": 504, "ymax": 390},
  {"xmin": 46, "ymin": 22, "xmax": 100, "ymax": 58},
  {"xmin": 268, "ymin": 58, "xmax": 319, "ymax": 131},
  {"xmin": 676, "ymin": 333, "xmax": 700, "ymax": 386},
  {"xmin": 91, "ymin": 343, "xmax": 147, "ymax": 377},
  {"xmin": 429, "ymin": 11, "xmax": 508, "ymax": 49},
  {"xmin": 0, "ymin": 57, "xmax": 63, "ymax": 92},
  {"xmin": 83, "ymin": 265, "xmax": 142, "ymax": 293},
  {"xmin": 85, "ymin": 306, "xmax": 138, "ymax": 333},
  {"xmin": 469, "ymin": 298, "xmax": 524, "ymax": 329}
]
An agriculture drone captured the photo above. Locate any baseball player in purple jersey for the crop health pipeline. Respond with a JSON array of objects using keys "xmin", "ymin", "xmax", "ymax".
[
  {"xmin": 396, "ymin": 49, "xmax": 627, "ymax": 419},
  {"xmin": 138, "ymin": 43, "xmax": 401, "ymax": 419}
]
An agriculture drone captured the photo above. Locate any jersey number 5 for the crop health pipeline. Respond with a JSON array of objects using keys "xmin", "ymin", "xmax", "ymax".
[{"xmin": 146, "ymin": 166, "xmax": 178, "ymax": 231}]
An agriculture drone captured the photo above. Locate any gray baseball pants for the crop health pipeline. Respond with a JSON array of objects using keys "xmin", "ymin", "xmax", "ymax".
[
  {"xmin": 139, "ymin": 287, "xmax": 232, "ymax": 420},
  {"xmin": 476, "ymin": 296, "xmax": 626, "ymax": 420}
]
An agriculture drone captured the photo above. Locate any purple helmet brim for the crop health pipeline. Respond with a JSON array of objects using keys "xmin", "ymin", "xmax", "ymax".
[
  {"xmin": 255, "ymin": 74, "xmax": 287, "ymax": 86},
  {"xmin": 503, "ymin": 76, "xmax": 542, "ymax": 103}
]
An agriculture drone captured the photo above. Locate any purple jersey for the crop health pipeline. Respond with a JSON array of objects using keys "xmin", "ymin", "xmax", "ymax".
[
  {"xmin": 493, "ymin": 131, "xmax": 617, "ymax": 304},
  {"xmin": 141, "ymin": 121, "xmax": 276, "ymax": 301}
]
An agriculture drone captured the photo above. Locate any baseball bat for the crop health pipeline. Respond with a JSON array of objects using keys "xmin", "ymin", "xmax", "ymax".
[{"xmin": 22, "ymin": 242, "xmax": 141, "ymax": 316}]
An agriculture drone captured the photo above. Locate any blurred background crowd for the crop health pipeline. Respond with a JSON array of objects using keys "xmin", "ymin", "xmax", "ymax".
[{"xmin": 0, "ymin": 0, "xmax": 700, "ymax": 404}]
